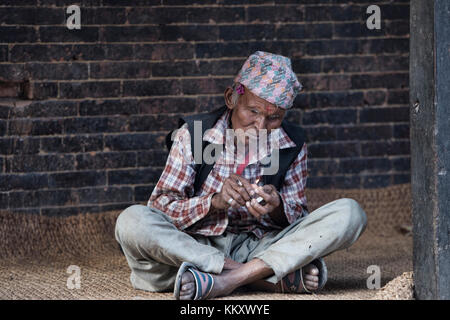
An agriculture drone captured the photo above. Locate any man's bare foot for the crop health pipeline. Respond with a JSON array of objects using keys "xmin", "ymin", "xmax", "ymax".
[
  {"xmin": 302, "ymin": 263, "xmax": 320, "ymax": 291},
  {"xmin": 247, "ymin": 263, "xmax": 320, "ymax": 293},
  {"xmin": 179, "ymin": 270, "xmax": 236, "ymax": 300}
]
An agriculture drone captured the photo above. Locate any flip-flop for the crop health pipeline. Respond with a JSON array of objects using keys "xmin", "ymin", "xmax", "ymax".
[
  {"xmin": 280, "ymin": 258, "xmax": 328, "ymax": 294},
  {"xmin": 173, "ymin": 262, "xmax": 215, "ymax": 300}
]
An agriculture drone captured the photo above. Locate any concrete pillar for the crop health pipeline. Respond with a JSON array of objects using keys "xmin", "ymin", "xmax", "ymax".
[{"xmin": 410, "ymin": 0, "xmax": 450, "ymax": 300}]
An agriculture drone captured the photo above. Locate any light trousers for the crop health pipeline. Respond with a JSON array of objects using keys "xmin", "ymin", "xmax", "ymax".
[{"xmin": 115, "ymin": 198, "xmax": 367, "ymax": 292}]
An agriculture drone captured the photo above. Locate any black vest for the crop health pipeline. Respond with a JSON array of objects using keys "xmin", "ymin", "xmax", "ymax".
[{"xmin": 165, "ymin": 105, "xmax": 306, "ymax": 195}]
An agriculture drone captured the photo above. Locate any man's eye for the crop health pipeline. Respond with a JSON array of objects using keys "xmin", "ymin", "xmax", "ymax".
[{"xmin": 251, "ymin": 109, "xmax": 259, "ymax": 114}]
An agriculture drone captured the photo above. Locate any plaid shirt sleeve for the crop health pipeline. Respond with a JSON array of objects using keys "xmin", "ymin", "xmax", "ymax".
[
  {"xmin": 265, "ymin": 143, "xmax": 309, "ymax": 225},
  {"xmin": 147, "ymin": 123, "xmax": 214, "ymax": 230}
]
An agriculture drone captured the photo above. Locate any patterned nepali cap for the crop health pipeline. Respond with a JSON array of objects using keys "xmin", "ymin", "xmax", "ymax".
[{"xmin": 234, "ymin": 51, "xmax": 303, "ymax": 109}]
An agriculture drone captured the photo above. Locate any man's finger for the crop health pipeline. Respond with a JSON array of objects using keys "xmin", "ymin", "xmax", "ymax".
[
  {"xmin": 248, "ymin": 198, "xmax": 269, "ymax": 216},
  {"xmin": 245, "ymin": 201, "xmax": 261, "ymax": 219},
  {"xmin": 229, "ymin": 179, "xmax": 251, "ymax": 202},
  {"xmin": 231, "ymin": 174, "xmax": 255, "ymax": 197},
  {"xmin": 223, "ymin": 187, "xmax": 245, "ymax": 207}
]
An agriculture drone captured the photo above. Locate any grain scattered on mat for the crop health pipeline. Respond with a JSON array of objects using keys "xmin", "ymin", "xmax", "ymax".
[{"xmin": 372, "ymin": 271, "xmax": 414, "ymax": 300}]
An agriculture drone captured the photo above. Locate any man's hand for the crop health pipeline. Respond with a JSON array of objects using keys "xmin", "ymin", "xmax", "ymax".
[
  {"xmin": 211, "ymin": 174, "xmax": 255, "ymax": 210},
  {"xmin": 245, "ymin": 184, "xmax": 281, "ymax": 220}
]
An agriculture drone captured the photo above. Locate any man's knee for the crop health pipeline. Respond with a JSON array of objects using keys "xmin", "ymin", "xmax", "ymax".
[
  {"xmin": 115, "ymin": 204, "xmax": 146, "ymax": 239},
  {"xmin": 334, "ymin": 198, "xmax": 367, "ymax": 232}
]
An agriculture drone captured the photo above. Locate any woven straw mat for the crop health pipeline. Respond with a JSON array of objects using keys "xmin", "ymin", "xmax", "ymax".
[{"xmin": 0, "ymin": 184, "xmax": 413, "ymax": 300}]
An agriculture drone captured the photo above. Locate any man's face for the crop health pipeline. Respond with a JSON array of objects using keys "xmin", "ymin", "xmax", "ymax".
[{"xmin": 227, "ymin": 86, "xmax": 286, "ymax": 140}]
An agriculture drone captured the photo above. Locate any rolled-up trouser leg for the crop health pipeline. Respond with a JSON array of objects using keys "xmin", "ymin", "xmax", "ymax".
[
  {"xmin": 114, "ymin": 204, "xmax": 225, "ymax": 292},
  {"xmin": 250, "ymin": 198, "xmax": 367, "ymax": 284}
]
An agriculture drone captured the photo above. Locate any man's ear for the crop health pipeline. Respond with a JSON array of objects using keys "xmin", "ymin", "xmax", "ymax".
[{"xmin": 224, "ymin": 86, "xmax": 235, "ymax": 110}]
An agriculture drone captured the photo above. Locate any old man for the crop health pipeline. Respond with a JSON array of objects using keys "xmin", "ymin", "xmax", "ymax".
[{"xmin": 115, "ymin": 51, "xmax": 367, "ymax": 300}]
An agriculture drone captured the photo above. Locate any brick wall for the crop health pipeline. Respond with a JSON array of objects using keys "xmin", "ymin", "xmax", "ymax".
[{"xmin": 0, "ymin": 0, "xmax": 410, "ymax": 215}]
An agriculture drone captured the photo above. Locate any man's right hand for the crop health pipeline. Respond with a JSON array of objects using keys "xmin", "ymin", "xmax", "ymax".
[{"xmin": 211, "ymin": 174, "xmax": 255, "ymax": 210}]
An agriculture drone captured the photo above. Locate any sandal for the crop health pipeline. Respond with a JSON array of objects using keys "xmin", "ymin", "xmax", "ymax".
[
  {"xmin": 280, "ymin": 258, "xmax": 328, "ymax": 294},
  {"xmin": 174, "ymin": 262, "xmax": 214, "ymax": 300}
]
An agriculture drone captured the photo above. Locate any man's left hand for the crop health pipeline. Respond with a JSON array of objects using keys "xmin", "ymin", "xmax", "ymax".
[{"xmin": 245, "ymin": 184, "xmax": 281, "ymax": 219}]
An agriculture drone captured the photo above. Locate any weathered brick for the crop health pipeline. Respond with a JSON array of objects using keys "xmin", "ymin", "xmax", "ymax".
[
  {"xmin": 48, "ymin": 171, "xmax": 106, "ymax": 188},
  {"xmin": 27, "ymin": 62, "xmax": 88, "ymax": 80},
  {"xmin": 29, "ymin": 82, "xmax": 58, "ymax": 100},
  {"xmin": 7, "ymin": 154, "xmax": 75, "ymax": 172},
  {"xmin": 0, "ymin": 64, "xmax": 29, "ymax": 82},
  {"xmin": 137, "ymin": 150, "xmax": 169, "ymax": 167},
  {"xmin": 334, "ymin": 22, "xmax": 385, "ymax": 38},
  {"xmin": 219, "ymin": 24, "xmax": 274, "ymax": 41},
  {"xmin": 10, "ymin": 137, "xmax": 41, "ymax": 155},
  {"xmin": 277, "ymin": 23, "xmax": 333, "ymax": 40},
  {"xmin": 362, "ymin": 174, "xmax": 391, "ymax": 188},
  {"xmin": 0, "ymin": 120, "xmax": 5, "ymax": 136},
  {"xmin": 10, "ymin": 44, "xmax": 104, "ymax": 62},
  {"xmin": 90, "ymin": 61, "xmax": 151, "ymax": 79},
  {"xmin": 392, "ymin": 173, "xmax": 410, "ymax": 184},
  {"xmin": 302, "ymin": 109, "xmax": 357, "ymax": 125},
  {"xmin": 361, "ymin": 140, "xmax": 410, "ymax": 156},
  {"xmin": 0, "ymin": 173, "xmax": 48, "ymax": 191},
  {"xmin": 351, "ymin": 73, "xmax": 409, "ymax": 90},
  {"xmin": 308, "ymin": 142, "xmax": 359, "ymax": 158},
  {"xmin": 387, "ymin": 90, "xmax": 409, "ymax": 104},
  {"xmin": 108, "ymin": 168, "xmax": 162, "ymax": 185},
  {"xmin": 60, "ymin": 81, "xmax": 121, "ymax": 99},
  {"xmin": 40, "ymin": 135, "xmax": 103, "ymax": 153},
  {"xmin": 181, "ymin": 78, "xmax": 231, "ymax": 95},
  {"xmin": 0, "ymin": 192, "xmax": 8, "ymax": 209},
  {"xmin": 393, "ymin": 124, "xmax": 410, "ymax": 139},
  {"xmin": 128, "ymin": 114, "xmax": 179, "ymax": 132},
  {"xmin": 135, "ymin": 185, "xmax": 154, "ymax": 202},
  {"xmin": 308, "ymin": 92, "xmax": 364, "ymax": 109},
  {"xmin": 360, "ymin": 106, "xmax": 409, "ymax": 123},
  {"xmin": 0, "ymin": 45, "xmax": 8, "ymax": 62},
  {"xmin": 392, "ymin": 156, "xmax": 411, "ymax": 171},
  {"xmin": 134, "ymin": 43, "xmax": 194, "ymax": 61},
  {"xmin": 104, "ymin": 133, "xmax": 166, "ymax": 151},
  {"xmin": 75, "ymin": 152, "xmax": 136, "ymax": 170},
  {"xmin": 39, "ymin": 27, "xmax": 99, "ymax": 43},
  {"xmin": 79, "ymin": 99, "xmax": 139, "ymax": 116},
  {"xmin": 339, "ymin": 158, "xmax": 392, "ymax": 174},
  {"xmin": 304, "ymin": 126, "xmax": 337, "ymax": 142},
  {"xmin": 9, "ymin": 100, "xmax": 78, "ymax": 118},
  {"xmin": 364, "ymin": 91, "xmax": 386, "ymax": 106},
  {"xmin": 123, "ymin": 80, "xmax": 182, "ymax": 97},
  {"xmin": 64, "ymin": 116, "xmax": 128, "ymax": 134},
  {"xmin": 336, "ymin": 125, "xmax": 392, "ymax": 141},
  {"xmin": 138, "ymin": 97, "xmax": 196, "ymax": 115},
  {"xmin": 102, "ymin": 0, "xmax": 159, "ymax": 5},
  {"xmin": 9, "ymin": 189, "xmax": 76, "ymax": 208},
  {"xmin": 0, "ymin": 27, "xmax": 38, "ymax": 43},
  {"xmin": 83, "ymin": 7, "xmax": 127, "ymax": 25},
  {"xmin": 8, "ymin": 119, "xmax": 63, "ymax": 136},
  {"xmin": 75, "ymin": 186, "xmax": 133, "ymax": 204},
  {"xmin": 102, "ymin": 26, "xmax": 160, "ymax": 42},
  {"xmin": 304, "ymin": 4, "xmax": 361, "ymax": 21}
]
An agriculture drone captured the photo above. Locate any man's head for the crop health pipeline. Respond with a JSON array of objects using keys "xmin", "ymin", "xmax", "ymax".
[
  {"xmin": 224, "ymin": 83, "xmax": 285, "ymax": 136},
  {"xmin": 224, "ymin": 51, "xmax": 303, "ymax": 138}
]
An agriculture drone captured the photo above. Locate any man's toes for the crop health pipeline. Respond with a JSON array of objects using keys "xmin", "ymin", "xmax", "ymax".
[
  {"xmin": 304, "ymin": 263, "xmax": 319, "ymax": 276},
  {"xmin": 179, "ymin": 272, "xmax": 195, "ymax": 300},
  {"xmin": 304, "ymin": 274, "xmax": 319, "ymax": 283},
  {"xmin": 182, "ymin": 282, "xmax": 195, "ymax": 292},
  {"xmin": 304, "ymin": 280, "xmax": 319, "ymax": 290}
]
